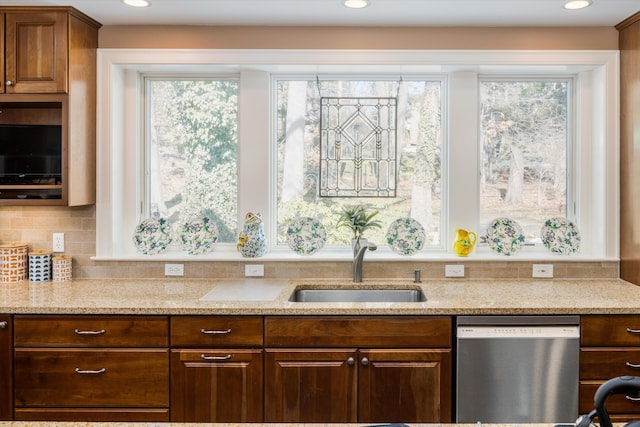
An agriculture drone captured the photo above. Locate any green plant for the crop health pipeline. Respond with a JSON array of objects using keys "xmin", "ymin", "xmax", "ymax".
[{"xmin": 336, "ymin": 205, "xmax": 383, "ymax": 240}]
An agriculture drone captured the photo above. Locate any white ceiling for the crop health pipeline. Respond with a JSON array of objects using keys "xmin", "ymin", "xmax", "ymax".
[{"xmin": 1, "ymin": 0, "xmax": 638, "ymax": 27}]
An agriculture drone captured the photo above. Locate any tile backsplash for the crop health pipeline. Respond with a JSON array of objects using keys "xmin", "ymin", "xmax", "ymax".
[{"xmin": 0, "ymin": 205, "xmax": 619, "ymax": 280}]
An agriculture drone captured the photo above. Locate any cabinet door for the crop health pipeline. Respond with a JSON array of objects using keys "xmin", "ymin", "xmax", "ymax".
[
  {"xmin": 170, "ymin": 349, "xmax": 263, "ymax": 422},
  {"xmin": 0, "ymin": 315, "xmax": 11, "ymax": 420},
  {"xmin": 358, "ymin": 349, "xmax": 452, "ymax": 423},
  {"xmin": 4, "ymin": 11, "xmax": 67, "ymax": 93},
  {"xmin": 264, "ymin": 348, "xmax": 357, "ymax": 423}
]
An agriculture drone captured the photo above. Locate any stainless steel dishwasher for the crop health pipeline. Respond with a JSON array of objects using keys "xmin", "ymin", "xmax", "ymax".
[{"xmin": 456, "ymin": 315, "xmax": 580, "ymax": 423}]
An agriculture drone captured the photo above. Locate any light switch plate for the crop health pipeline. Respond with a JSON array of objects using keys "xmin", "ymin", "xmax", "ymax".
[
  {"xmin": 165, "ymin": 263, "xmax": 184, "ymax": 276},
  {"xmin": 532, "ymin": 264, "xmax": 553, "ymax": 278},
  {"xmin": 245, "ymin": 264, "xmax": 264, "ymax": 277},
  {"xmin": 445, "ymin": 264, "xmax": 465, "ymax": 277}
]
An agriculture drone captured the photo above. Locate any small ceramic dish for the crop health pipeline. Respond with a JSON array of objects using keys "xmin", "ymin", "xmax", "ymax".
[
  {"xmin": 485, "ymin": 217, "xmax": 525, "ymax": 256},
  {"xmin": 133, "ymin": 217, "xmax": 172, "ymax": 255},
  {"xmin": 540, "ymin": 217, "xmax": 580, "ymax": 255},
  {"xmin": 286, "ymin": 217, "xmax": 326, "ymax": 255},
  {"xmin": 179, "ymin": 217, "xmax": 218, "ymax": 255},
  {"xmin": 386, "ymin": 217, "xmax": 426, "ymax": 256}
]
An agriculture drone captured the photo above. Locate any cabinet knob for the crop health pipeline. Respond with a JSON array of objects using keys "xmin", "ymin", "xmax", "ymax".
[
  {"xmin": 0, "ymin": 321, "xmax": 7, "ymax": 329},
  {"xmin": 347, "ymin": 357, "xmax": 355, "ymax": 366},
  {"xmin": 361, "ymin": 357, "xmax": 369, "ymax": 366},
  {"xmin": 4, "ymin": 81, "xmax": 13, "ymax": 87}
]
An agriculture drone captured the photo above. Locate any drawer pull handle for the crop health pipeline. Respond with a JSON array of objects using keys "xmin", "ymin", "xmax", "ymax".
[
  {"xmin": 200, "ymin": 354, "xmax": 232, "ymax": 361},
  {"xmin": 0, "ymin": 321, "xmax": 7, "ymax": 329},
  {"xmin": 627, "ymin": 328, "xmax": 640, "ymax": 334},
  {"xmin": 626, "ymin": 395, "xmax": 640, "ymax": 402},
  {"xmin": 200, "ymin": 328, "xmax": 232, "ymax": 335},
  {"xmin": 626, "ymin": 362, "xmax": 640, "ymax": 369},
  {"xmin": 74, "ymin": 329, "xmax": 106, "ymax": 335},
  {"xmin": 75, "ymin": 367, "xmax": 106, "ymax": 375}
]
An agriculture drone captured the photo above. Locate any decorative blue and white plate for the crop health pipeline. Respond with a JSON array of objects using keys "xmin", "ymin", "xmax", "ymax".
[
  {"xmin": 179, "ymin": 217, "xmax": 218, "ymax": 255},
  {"xmin": 133, "ymin": 217, "xmax": 172, "ymax": 255},
  {"xmin": 540, "ymin": 217, "xmax": 580, "ymax": 255},
  {"xmin": 386, "ymin": 217, "xmax": 426, "ymax": 256},
  {"xmin": 286, "ymin": 217, "xmax": 326, "ymax": 256},
  {"xmin": 486, "ymin": 217, "xmax": 525, "ymax": 256}
]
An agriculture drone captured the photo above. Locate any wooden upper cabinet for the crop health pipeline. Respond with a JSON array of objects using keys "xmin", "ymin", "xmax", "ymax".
[
  {"xmin": 4, "ymin": 11, "xmax": 68, "ymax": 93},
  {"xmin": 0, "ymin": 7, "xmax": 100, "ymax": 206}
]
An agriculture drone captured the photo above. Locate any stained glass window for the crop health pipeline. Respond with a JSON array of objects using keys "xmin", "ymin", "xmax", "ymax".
[{"xmin": 319, "ymin": 97, "xmax": 397, "ymax": 197}]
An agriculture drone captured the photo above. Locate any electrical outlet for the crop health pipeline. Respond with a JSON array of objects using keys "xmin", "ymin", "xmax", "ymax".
[
  {"xmin": 53, "ymin": 233, "xmax": 64, "ymax": 252},
  {"xmin": 245, "ymin": 264, "xmax": 264, "ymax": 277},
  {"xmin": 164, "ymin": 263, "xmax": 184, "ymax": 276},
  {"xmin": 532, "ymin": 264, "xmax": 553, "ymax": 278},
  {"xmin": 445, "ymin": 264, "xmax": 465, "ymax": 277}
]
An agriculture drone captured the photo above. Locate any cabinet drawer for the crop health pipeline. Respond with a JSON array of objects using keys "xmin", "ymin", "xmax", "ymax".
[
  {"xmin": 580, "ymin": 348, "xmax": 640, "ymax": 379},
  {"xmin": 580, "ymin": 381, "xmax": 640, "ymax": 414},
  {"xmin": 14, "ymin": 315, "xmax": 169, "ymax": 347},
  {"xmin": 582, "ymin": 316, "xmax": 640, "ymax": 346},
  {"xmin": 171, "ymin": 316, "xmax": 263, "ymax": 347},
  {"xmin": 14, "ymin": 348, "xmax": 169, "ymax": 407},
  {"xmin": 265, "ymin": 316, "xmax": 452, "ymax": 347}
]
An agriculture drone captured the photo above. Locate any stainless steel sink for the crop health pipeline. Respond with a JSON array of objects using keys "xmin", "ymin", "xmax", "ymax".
[{"xmin": 289, "ymin": 288, "xmax": 426, "ymax": 303}]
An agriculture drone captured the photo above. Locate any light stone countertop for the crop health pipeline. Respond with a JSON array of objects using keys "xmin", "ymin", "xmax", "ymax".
[{"xmin": 0, "ymin": 277, "xmax": 639, "ymax": 315}]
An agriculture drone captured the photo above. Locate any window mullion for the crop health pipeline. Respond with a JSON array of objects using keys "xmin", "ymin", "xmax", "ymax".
[
  {"xmin": 448, "ymin": 71, "xmax": 480, "ymax": 248},
  {"xmin": 238, "ymin": 70, "xmax": 272, "ymax": 241}
]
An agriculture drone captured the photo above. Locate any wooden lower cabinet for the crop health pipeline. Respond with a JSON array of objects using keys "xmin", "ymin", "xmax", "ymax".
[
  {"xmin": 169, "ymin": 315, "xmax": 264, "ymax": 423},
  {"xmin": 358, "ymin": 348, "xmax": 451, "ymax": 423},
  {"xmin": 265, "ymin": 348, "xmax": 358, "ymax": 422},
  {"xmin": 13, "ymin": 315, "xmax": 170, "ymax": 422},
  {"xmin": 0, "ymin": 315, "xmax": 12, "ymax": 420},
  {"xmin": 8, "ymin": 314, "xmax": 453, "ymax": 423},
  {"xmin": 264, "ymin": 315, "xmax": 453, "ymax": 423},
  {"xmin": 580, "ymin": 315, "xmax": 640, "ymax": 421},
  {"xmin": 170, "ymin": 348, "xmax": 263, "ymax": 422},
  {"xmin": 265, "ymin": 347, "xmax": 451, "ymax": 423}
]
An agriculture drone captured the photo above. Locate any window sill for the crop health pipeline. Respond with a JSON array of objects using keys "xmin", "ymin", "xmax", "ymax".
[{"xmin": 91, "ymin": 247, "xmax": 617, "ymax": 263}]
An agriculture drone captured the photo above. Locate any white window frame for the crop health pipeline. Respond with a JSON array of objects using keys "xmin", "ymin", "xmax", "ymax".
[{"xmin": 95, "ymin": 49, "xmax": 619, "ymax": 261}]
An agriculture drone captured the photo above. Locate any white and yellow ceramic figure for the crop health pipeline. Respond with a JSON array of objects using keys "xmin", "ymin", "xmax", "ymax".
[{"xmin": 237, "ymin": 212, "xmax": 267, "ymax": 257}]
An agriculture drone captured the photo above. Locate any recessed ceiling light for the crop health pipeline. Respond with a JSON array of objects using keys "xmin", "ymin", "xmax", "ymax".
[
  {"xmin": 343, "ymin": 0, "xmax": 370, "ymax": 9},
  {"xmin": 563, "ymin": 0, "xmax": 592, "ymax": 10},
  {"xmin": 122, "ymin": 0, "xmax": 150, "ymax": 7}
]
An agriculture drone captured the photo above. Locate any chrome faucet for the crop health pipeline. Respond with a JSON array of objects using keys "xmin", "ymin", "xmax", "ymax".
[{"xmin": 353, "ymin": 240, "xmax": 377, "ymax": 282}]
